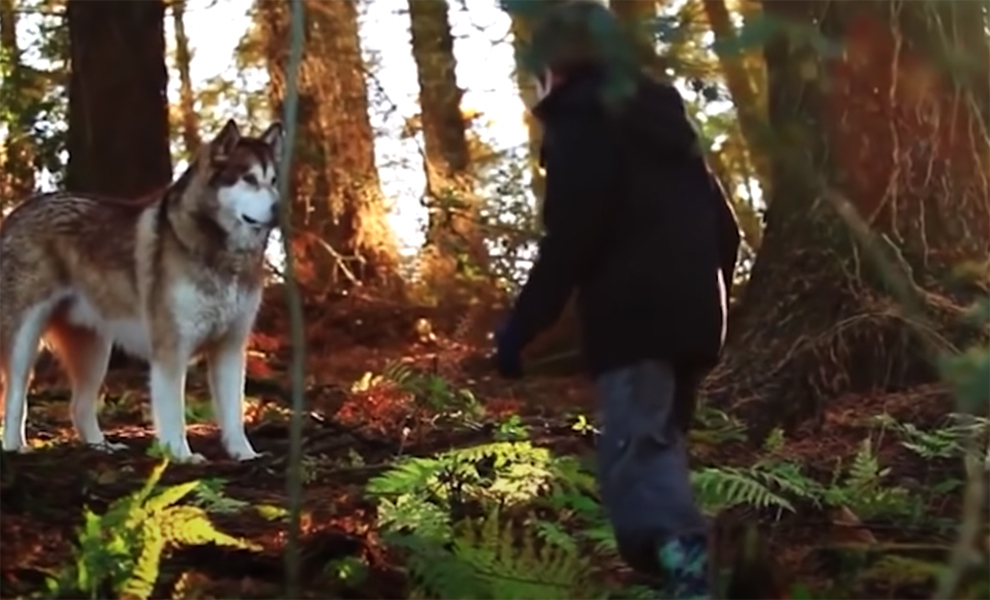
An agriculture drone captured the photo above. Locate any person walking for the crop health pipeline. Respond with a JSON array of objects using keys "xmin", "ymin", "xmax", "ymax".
[{"xmin": 493, "ymin": 2, "xmax": 742, "ymax": 598}]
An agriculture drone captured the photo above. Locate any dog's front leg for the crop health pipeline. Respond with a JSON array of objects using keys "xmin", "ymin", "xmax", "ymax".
[
  {"xmin": 207, "ymin": 331, "xmax": 259, "ymax": 461},
  {"xmin": 149, "ymin": 347, "xmax": 203, "ymax": 464}
]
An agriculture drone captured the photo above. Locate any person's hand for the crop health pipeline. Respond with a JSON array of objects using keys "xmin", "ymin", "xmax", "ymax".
[{"xmin": 493, "ymin": 321, "xmax": 524, "ymax": 380}]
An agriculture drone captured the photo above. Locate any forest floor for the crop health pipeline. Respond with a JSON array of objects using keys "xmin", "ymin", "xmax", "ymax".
[{"xmin": 0, "ymin": 292, "xmax": 983, "ymax": 600}]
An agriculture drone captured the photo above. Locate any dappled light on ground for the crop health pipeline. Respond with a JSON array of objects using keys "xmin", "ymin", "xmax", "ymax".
[{"xmin": 1, "ymin": 295, "xmax": 983, "ymax": 600}]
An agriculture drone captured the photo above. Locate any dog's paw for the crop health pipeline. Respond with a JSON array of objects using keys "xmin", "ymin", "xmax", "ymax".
[
  {"xmin": 227, "ymin": 446, "xmax": 262, "ymax": 462},
  {"xmin": 89, "ymin": 440, "xmax": 128, "ymax": 453},
  {"xmin": 2, "ymin": 443, "xmax": 32, "ymax": 454},
  {"xmin": 175, "ymin": 452, "xmax": 207, "ymax": 465}
]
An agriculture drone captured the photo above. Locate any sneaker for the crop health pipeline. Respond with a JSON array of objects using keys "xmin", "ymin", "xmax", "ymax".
[{"xmin": 657, "ymin": 533, "xmax": 712, "ymax": 599}]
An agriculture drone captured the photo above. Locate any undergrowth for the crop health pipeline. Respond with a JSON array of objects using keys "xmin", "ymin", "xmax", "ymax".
[{"xmin": 44, "ymin": 460, "xmax": 260, "ymax": 600}]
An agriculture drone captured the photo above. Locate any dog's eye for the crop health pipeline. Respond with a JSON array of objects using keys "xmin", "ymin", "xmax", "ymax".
[{"xmin": 242, "ymin": 173, "xmax": 259, "ymax": 186}]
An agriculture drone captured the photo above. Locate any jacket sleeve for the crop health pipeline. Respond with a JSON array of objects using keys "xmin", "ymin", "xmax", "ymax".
[{"xmin": 506, "ymin": 111, "xmax": 619, "ymax": 347}]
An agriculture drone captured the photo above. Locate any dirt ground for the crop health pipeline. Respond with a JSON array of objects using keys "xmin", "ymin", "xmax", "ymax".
[{"xmin": 0, "ymin": 294, "xmax": 975, "ymax": 599}]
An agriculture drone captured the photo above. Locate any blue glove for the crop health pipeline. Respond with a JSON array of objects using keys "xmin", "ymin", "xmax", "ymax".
[{"xmin": 493, "ymin": 321, "xmax": 524, "ymax": 379}]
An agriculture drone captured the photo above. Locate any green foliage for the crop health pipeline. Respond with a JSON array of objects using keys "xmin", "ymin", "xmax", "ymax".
[
  {"xmin": 398, "ymin": 507, "xmax": 602, "ymax": 600},
  {"xmin": 495, "ymin": 415, "xmax": 531, "ymax": 442},
  {"xmin": 692, "ymin": 465, "xmax": 799, "ymax": 515},
  {"xmin": 367, "ymin": 436, "xmax": 620, "ymax": 599},
  {"xmin": 0, "ymin": 0, "xmax": 70, "ymax": 190},
  {"xmin": 692, "ymin": 405, "xmax": 748, "ymax": 445},
  {"xmin": 874, "ymin": 412, "xmax": 990, "ymax": 461},
  {"xmin": 367, "ymin": 440, "xmax": 568, "ymax": 540},
  {"xmin": 352, "ymin": 362, "xmax": 485, "ymax": 423},
  {"xmin": 191, "ymin": 477, "xmax": 251, "ymax": 514},
  {"xmin": 938, "ymin": 298, "xmax": 990, "ymax": 416},
  {"xmin": 45, "ymin": 460, "xmax": 261, "ymax": 600},
  {"xmin": 823, "ymin": 439, "xmax": 916, "ymax": 522},
  {"xmin": 477, "ymin": 144, "xmax": 542, "ymax": 288}
]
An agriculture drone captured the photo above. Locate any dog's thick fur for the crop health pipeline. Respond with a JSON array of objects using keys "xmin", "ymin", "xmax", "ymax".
[{"xmin": 0, "ymin": 119, "xmax": 283, "ymax": 463}]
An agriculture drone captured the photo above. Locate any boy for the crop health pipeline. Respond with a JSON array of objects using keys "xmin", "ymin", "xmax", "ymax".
[{"xmin": 494, "ymin": 2, "xmax": 741, "ymax": 598}]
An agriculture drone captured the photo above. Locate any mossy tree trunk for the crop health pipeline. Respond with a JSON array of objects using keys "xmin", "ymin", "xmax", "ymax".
[
  {"xmin": 260, "ymin": 0, "xmax": 401, "ymax": 291},
  {"xmin": 706, "ymin": 0, "xmax": 990, "ymax": 435},
  {"xmin": 407, "ymin": 0, "xmax": 489, "ymax": 289},
  {"xmin": 65, "ymin": 0, "xmax": 172, "ymax": 198}
]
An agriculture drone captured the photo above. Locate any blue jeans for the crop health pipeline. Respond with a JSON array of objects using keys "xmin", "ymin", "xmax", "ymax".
[{"xmin": 595, "ymin": 359, "xmax": 708, "ymax": 576}]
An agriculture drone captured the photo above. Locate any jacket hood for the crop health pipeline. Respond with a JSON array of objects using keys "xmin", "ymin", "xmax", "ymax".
[
  {"xmin": 618, "ymin": 76, "xmax": 702, "ymax": 160},
  {"xmin": 534, "ymin": 69, "xmax": 701, "ymax": 161}
]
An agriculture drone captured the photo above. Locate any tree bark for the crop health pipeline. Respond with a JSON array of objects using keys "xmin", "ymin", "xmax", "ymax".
[
  {"xmin": 260, "ymin": 0, "xmax": 401, "ymax": 290},
  {"xmin": 66, "ymin": 0, "xmax": 172, "ymax": 199},
  {"xmin": 706, "ymin": 0, "xmax": 990, "ymax": 435},
  {"xmin": 701, "ymin": 0, "xmax": 773, "ymax": 201},
  {"xmin": 0, "ymin": 0, "xmax": 37, "ymax": 204},
  {"xmin": 508, "ymin": 13, "xmax": 546, "ymax": 222},
  {"xmin": 407, "ymin": 0, "xmax": 488, "ymax": 287},
  {"xmin": 170, "ymin": 0, "xmax": 201, "ymax": 160}
]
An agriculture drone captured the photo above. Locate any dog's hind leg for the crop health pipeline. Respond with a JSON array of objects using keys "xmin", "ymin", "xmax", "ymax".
[
  {"xmin": 45, "ymin": 316, "xmax": 121, "ymax": 451},
  {"xmin": 1, "ymin": 301, "xmax": 56, "ymax": 453}
]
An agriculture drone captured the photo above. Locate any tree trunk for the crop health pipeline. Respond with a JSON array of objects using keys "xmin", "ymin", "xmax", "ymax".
[
  {"xmin": 407, "ymin": 0, "xmax": 488, "ymax": 289},
  {"xmin": 701, "ymin": 0, "xmax": 773, "ymax": 201},
  {"xmin": 170, "ymin": 0, "xmax": 201, "ymax": 160},
  {"xmin": 0, "ymin": 0, "xmax": 36, "ymax": 205},
  {"xmin": 706, "ymin": 0, "xmax": 990, "ymax": 436},
  {"xmin": 66, "ymin": 0, "xmax": 172, "ymax": 199},
  {"xmin": 508, "ymin": 13, "xmax": 546, "ymax": 222},
  {"xmin": 260, "ymin": 0, "xmax": 401, "ymax": 291}
]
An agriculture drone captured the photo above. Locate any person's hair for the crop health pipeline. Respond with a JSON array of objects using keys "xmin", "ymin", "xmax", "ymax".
[
  {"xmin": 524, "ymin": 0, "xmax": 643, "ymax": 112},
  {"xmin": 526, "ymin": 0, "xmax": 638, "ymax": 78}
]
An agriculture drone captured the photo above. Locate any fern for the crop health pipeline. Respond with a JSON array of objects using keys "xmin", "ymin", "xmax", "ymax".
[
  {"xmin": 823, "ymin": 438, "xmax": 917, "ymax": 521},
  {"xmin": 47, "ymin": 460, "xmax": 261, "ymax": 600},
  {"xmin": 692, "ymin": 466, "xmax": 797, "ymax": 514},
  {"xmin": 399, "ymin": 507, "xmax": 602, "ymax": 600}
]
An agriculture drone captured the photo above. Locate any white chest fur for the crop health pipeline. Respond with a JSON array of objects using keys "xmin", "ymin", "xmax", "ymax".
[{"xmin": 170, "ymin": 277, "xmax": 262, "ymax": 351}]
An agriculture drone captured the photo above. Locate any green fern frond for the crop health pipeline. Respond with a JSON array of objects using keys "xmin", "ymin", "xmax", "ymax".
[
  {"xmin": 376, "ymin": 494, "xmax": 452, "ymax": 540},
  {"xmin": 692, "ymin": 466, "xmax": 796, "ymax": 513},
  {"xmin": 846, "ymin": 438, "xmax": 881, "ymax": 494},
  {"xmin": 749, "ymin": 462, "xmax": 824, "ymax": 504},
  {"xmin": 142, "ymin": 479, "xmax": 201, "ymax": 514},
  {"xmin": 49, "ymin": 462, "xmax": 259, "ymax": 600},
  {"xmin": 452, "ymin": 507, "xmax": 596, "ymax": 600},
  {"xmin": 383, "ymin": 361, "xmax": 417, "ymax": 387},
  {"xmin": 366, "ymin": 456, "xmax": 445, "ymax": 497},
  {"xmin": 119, "ymin": 521, "xmax": 166, "ymax": 600},
  {"xmin": 159, "ymin": 505, "xmax": 261, "ymax": 550}
]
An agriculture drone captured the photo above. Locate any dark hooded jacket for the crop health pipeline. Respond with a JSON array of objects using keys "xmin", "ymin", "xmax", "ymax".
[{"xmin": 506, "ymin": 66, "xmax": 741, "ymax": 378}]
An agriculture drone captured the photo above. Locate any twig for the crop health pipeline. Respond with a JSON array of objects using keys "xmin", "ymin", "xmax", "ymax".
[{"xmin": 278, "ymin": 1, "xmax": 307, "ymax": 597}]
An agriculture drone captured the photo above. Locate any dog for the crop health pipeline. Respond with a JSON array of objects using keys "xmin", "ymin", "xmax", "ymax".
[{"xmin": 0, "ymin": 119, "xmax": 283, "ymax": 463}]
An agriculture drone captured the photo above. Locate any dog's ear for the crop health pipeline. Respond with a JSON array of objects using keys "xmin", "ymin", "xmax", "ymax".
[
  {"xmin": 260, "ymin": 121, "xmax": 284, "ymax": 163},
  {"xmin": 210, "ymin": 119, "xmax": 242, "ymax": 161}
]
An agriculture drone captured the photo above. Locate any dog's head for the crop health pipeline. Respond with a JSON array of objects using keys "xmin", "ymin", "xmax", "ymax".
[{"xmin": 182, "ymin": 119, "xmax": 284, "ymax": 248}]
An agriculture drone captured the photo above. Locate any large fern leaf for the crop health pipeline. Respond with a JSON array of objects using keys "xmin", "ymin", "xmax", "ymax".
[{"xmin": 692, "ymin": 467, "xmax": 796, "ymax": 513}]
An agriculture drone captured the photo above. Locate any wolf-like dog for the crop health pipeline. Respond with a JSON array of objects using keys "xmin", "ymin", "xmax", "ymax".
[{"xmin": 0, "ymin": 119, "xmax": 283, "ymax": 463}]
